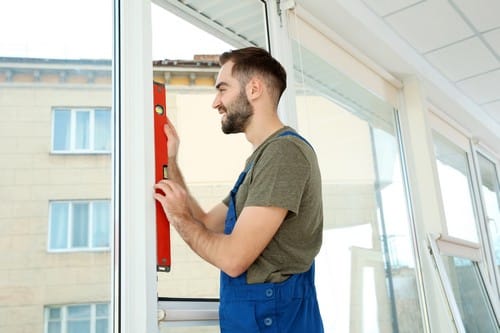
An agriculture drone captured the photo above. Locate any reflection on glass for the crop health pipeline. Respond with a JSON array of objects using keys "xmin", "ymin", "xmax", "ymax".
[
  {"xmin": 75, "ymin": 111, "xmax": 90, "ymax": 150},
  {"xmin": 477, "ymin": 153, "xmax": 500, "ymax": 281},
  {"xmin": 73, "ymin": 202, "xmax": 90, "ymax": 247},
  {"xmin": 442, "ymin": 256, "xmax": 498, "ymax": 332},
  {"xmin": 0, "ymin": 0, "xmax": 113, "ymax": 332},
  {"xmin": 292, "ymin": 43, "xmax": 424, "ymax": 331},
  {"xmin": 151, "ymin": 1, "xmax": 268, "ymax": 60},
  {"xmin": 53, "ymin": 109, "xmax": 71, "ymax": 151},
  {"xmin": 433, "ymin": 132, "xmax": 479, "ymax": 243},
  {"xmin": 93, "ymin": 201, "xmax": 111, "ymax": 248},
  {"xmin": 94, "ymin": 109, "xmax": 112, "ymax": 151},
  {"xmin": 50, "ymin": 202, "xmax": 70, "ymax": 249}
]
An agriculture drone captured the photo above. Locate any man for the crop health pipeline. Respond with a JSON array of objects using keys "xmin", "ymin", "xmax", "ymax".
[{"xmin": 154, "ymin": 47, "xmax": 324, "ymax": 332}]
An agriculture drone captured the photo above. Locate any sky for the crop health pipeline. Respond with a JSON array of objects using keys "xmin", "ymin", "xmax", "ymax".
[{"xmin": 0, "ymin": 0, "xmax": 231, "ymax": 60}]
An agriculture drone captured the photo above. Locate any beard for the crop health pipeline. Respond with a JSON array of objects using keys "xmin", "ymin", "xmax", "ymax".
[{"xmin": 220, "ymin": 90, "xmax": 253, "ymax": 134}]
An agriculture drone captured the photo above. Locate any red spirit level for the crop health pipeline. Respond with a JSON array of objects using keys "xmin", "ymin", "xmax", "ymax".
[{"xmin": 153, "ymin": 81, "xmax": 171, "ymax": 272}]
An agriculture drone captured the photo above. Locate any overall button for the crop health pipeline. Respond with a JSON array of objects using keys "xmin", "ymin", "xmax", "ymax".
[
  {"xmin": 264, "ymin": 317, "xmax": 273, "ymax": 326},
  {"xmin": 265, "ymin": 288, "xmax": 273, "ymax": 297}
]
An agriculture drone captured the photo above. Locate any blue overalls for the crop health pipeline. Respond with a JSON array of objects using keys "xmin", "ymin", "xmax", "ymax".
[{"xmin": 219, "ymin": 131, "xmax": 324, "ymax": 333}]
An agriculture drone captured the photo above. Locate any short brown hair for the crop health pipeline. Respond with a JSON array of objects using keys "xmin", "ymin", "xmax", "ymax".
[{"xmin": 219, "ymin": 47, "xmax": 287, "ymax": 106}]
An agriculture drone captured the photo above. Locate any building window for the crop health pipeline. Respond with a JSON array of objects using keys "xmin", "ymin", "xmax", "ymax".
[
  {"xmin": 52, "ymin": 108, "xmax": 111, "ymax": 153},
  {"xmin": 49, "ymin": 200, "xmax": 110, "ymax": 251},
  {"xmin": 45, "ymin": 303, "xmax": 109, "ymax": 333}
]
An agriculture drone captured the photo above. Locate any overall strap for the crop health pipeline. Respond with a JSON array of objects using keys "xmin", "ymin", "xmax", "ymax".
[{"xmin": 278, "ymin": 130, "xmax": 314, "ymax": 150}]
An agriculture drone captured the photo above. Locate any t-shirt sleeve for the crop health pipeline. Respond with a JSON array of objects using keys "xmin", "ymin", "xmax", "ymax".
[
  {"xmin": 222, "ymin": 194, "xmax": 230, "ymax": 206},
  {"xmin": 244, "ymin": 139, "xmax": 310, "ymax": 215}
]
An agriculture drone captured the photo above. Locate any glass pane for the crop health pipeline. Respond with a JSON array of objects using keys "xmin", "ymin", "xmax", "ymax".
[
  {"xmin": 152, "ymin": 2, "xmax": 268, "ymax": 330},
  {"xmin": 67, "ymin": 321, "xmax": 90, "ymax": 333},
  {"xmin": 292, "ymin": 43, "xmax": 424, "ymax": 332},
  {"xmin": 92, "ymin": 201, "xmax": 110, "ymax": 248},
  {"xmin": 0, "ymin": 0, "xmax": 113, "ymax": 333},
  {"xmin": 477, "ymin": 153, "xmax": 500, "ymax": 274},
  {"xmin": 433, "ymin": 132, "xmax": 479, "ymax": 243},
  {"xmin": 96, "ymin": 319, "xmax": 108, "ymax": 333},
  {"xmin": 442, "ymin": 256, "xmax": 498, "ymax": 332},
  {"xmin": 152, "ymin": 0, "xmax": 267, "ymax": 306},
  {"xmin": 94, "ymin": 109, "xmax": 111, "ymax": 151},
  {"xmin": 0, "ymin": 1, "xmax": 114, "ymax": 331},
  {"xmin": 96, "ymin": 303, "xmax": 109, "ymax": 317},
  {"xmin": 48, "ymin": 321, "xmax": 62, "ymax": 333},
  {"xmin": 67, "ymin": 304, "xmax": 90, "ymax": 318},
  {"xmin": 72, "ymin": 203, "xmax": 89, "ymax": 248},
  {"xmin": 75, "ymin": 111, "xmax": 90, "ymax": 150},
  {"xmin": 49, "ymin": 307, "xmax": 61, "ymax": 319},
  {"xmin": 153, "ymin": 4, "xmax": 234, "ymax": 301},
  {"xmin": 53, "ymin": 109, "xmax": 71, "ymax": 151},
  {"xmin": 50, "ymin": 202, "xmax": 69, "ymax": 249}
]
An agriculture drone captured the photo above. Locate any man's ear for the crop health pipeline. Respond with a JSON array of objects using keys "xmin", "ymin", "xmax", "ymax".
[{"xmin": 246, "ymin": 77, "xmax": 263, "ymax": 101}]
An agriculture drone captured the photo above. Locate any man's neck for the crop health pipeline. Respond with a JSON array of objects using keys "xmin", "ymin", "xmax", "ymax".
[{"xmin": 245, "ymin": 117, "xmax": 285, "ymax": 150}]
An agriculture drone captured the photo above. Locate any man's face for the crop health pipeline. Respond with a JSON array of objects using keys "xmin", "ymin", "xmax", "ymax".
[{"xmin": 213, "ymin": 61, "xmax": 253, "ymax": 134}]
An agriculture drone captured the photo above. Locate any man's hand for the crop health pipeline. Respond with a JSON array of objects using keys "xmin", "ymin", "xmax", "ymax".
[
  {"xmin": 154, "ymin": 179, "xmax": 192, "ymax": 234},
  {"xmin": 164, "ymin": 116, "xmax": 179, "ymax": 162}
]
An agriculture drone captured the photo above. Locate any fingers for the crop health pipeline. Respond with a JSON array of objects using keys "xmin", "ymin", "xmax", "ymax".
[
  {"xmin": 153, "ymin": 192, "xmax": 164, "ymax": 202},
  {"xmin": 153, "ymin": 180, "xmax": 175, "ymax": 209},
  {"xmin": 154, "ymin": 179, "xmax": 174, "ymax": 193},
  {"xmin": 163, "ymin": 117, "xmax": 180, "ymax": 160},
  {"xmin": 154, "ymin": 179, "xmax": 184, "ymax": 199},
  {"xmin": 153, "ymin": 180, "xmax": 189, "ymax": 225},
  {"xmin": 164, "ymin": 116, "xmax": 178, "ymax": 138}
]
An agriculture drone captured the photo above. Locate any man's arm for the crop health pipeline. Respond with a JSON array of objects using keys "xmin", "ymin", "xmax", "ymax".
[
  {"xmin": 163, "ymin": 119, "xmax": 226, "ymax": 232},
  {"xmin": 154, "ymin": 179, "xmax": 287, "ymax": 277}
]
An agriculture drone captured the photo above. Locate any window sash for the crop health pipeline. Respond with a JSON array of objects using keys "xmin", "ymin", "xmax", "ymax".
[
  {"xmin": 52, "ymin": 108, "xmax": 111, "ymax": 153},
  {"xmin": 49, "ymin": 200, "xmax": 111, "ymax": 251},
  {"xmin": 427, "ymin": 233, "xmax": 500, "ymax": 332}
]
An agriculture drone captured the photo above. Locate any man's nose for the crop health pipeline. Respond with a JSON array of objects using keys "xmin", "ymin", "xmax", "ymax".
[{"xmin": 212, "ymin": 95, "xmax": 221, "ymax": 109}]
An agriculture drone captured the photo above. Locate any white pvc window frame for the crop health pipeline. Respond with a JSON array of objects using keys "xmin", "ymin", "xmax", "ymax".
[
  {"xmin": 471, "ymin": 147, "xmax": 500, "ymax": 297},
  {"xmin": 114, "ymin": 0, "xmax": 157, "ymax": 332},
  {"xmin": 427, "ymin": 233, "xmax": 500, "ymax": 332},
  {"xmin": 430, "ymin": 110, "xmax": 500, "ymax": 300},
  {"xmin": 157, "ymin": 298, "xmax": 219, "ymax": 328}
]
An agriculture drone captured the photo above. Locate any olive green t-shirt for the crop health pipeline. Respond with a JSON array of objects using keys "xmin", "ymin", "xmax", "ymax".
[{"xmin": 223, "ymin": 126, "xmax": 323, "ymax": 284}]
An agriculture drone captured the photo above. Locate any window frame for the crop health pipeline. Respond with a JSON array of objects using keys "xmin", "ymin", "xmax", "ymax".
[
  {"xmin": 427, "ymin": 233, "xmax": 500, "ymax": 332},
  {"xmin": 157, "ymin": 297, "xmax": 219, "ymax": 328},
  {"xmin": 472, "ymin": 147, "xmax": 500, "ymax": 296},
  {"xmin": 430, "ymin": 110, "xmax": 500, "ymax": 298},
  {"xmin": 48, "ymin": 199, "xmax": 111, "ymax": 252},
  {"xmin": 51, "ymin": 107, "xmax": 112, "ymax": 154}
]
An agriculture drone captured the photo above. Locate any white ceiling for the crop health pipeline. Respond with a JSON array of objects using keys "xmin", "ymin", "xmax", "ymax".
[{"xmin": 297, "ymin": 0, "xmax": 500, "ymax": 143}]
